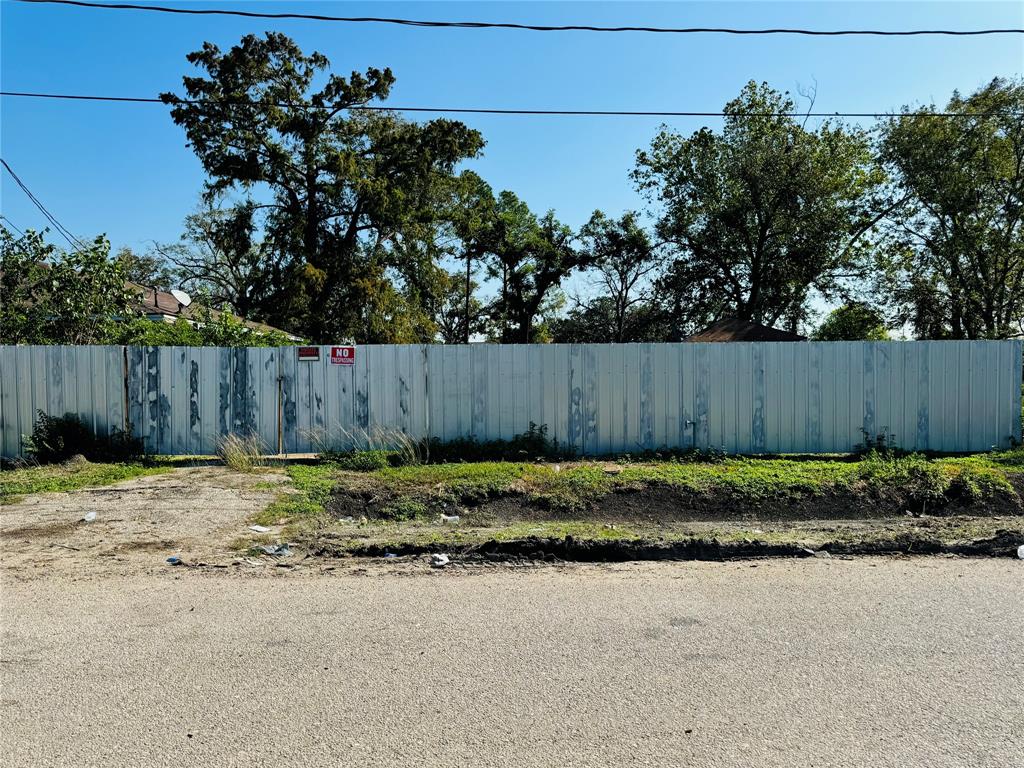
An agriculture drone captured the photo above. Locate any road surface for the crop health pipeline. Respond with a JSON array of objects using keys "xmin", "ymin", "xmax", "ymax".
[{"xmin": 2, "ymin": 558, "xmax": 1022, "ymax": 767}]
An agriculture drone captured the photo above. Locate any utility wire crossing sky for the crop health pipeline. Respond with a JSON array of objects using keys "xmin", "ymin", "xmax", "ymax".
[
  {"xmin": 17, "ymin": 0, "xmax": 1024, "ymax": 35},
  {"xmin": 2, "ymin": 90, "xmax": 1018, "ymax": 118},
  {"xmin": 2, "ymin": 0, "xmax": 1021, "ymax": 257}
]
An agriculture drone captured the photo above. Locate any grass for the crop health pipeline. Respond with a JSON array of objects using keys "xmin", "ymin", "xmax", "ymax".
[
  {"xmin": 249, "ymin": 463, "xmax": 341, "ymax": 526},
  {"xmin": 241, "ymin": 447, "xmax": 1022, "ymax": 545},
  {"xmin": 359, "ymin": 450, "xmax": 1018, "ymax": 511},
  {"xmin": 0, "ymin": 458, "xmax": 173, "ymax": 502},
  {"xmin": 216, "ymin": 433, "xmax": 266, "ymax": 473}
]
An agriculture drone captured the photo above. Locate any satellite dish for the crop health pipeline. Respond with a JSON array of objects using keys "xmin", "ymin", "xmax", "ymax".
[{"xmin": 170, "ymin": 289, "xmax": 192, "ymax": 307}]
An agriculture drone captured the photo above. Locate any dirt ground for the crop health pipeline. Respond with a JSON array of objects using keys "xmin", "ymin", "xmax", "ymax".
[
  {"xmin": 3, "ymin": 466, "xmax": 1024, "ymax": 585},
  {"xmin": 0, "ymin": 467, "xmax": 289, "ymax": 581}
]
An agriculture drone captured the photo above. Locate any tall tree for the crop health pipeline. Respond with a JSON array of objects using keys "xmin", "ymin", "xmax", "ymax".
[
  {"xmin": 161, "ymin": 33, "xmax": 484, "ymax": 341},
  {"xmin": 632, "ymin": 81, "xmax": 884, "ymax": 333},
  {"xmin": 449, "ymin": 171, "xmax": 497, "ymax": 343},
  {"xmin": 431, "ymin": 270, "xmax": 488, "ymax": 344},
  {"xmin": 879, "ymin": 77, "xmax": 1024, "ymax": 339},
  {"xmin": 465, "ymin": 191, "xmax": 592, "ymax": 343},
  {"xmin": 577, "ymin": 211, "xmax": 661, "ymax": 342}
]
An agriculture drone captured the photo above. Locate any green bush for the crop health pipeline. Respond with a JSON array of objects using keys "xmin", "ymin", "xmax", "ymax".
[{"xmin": 23, "ymin": 410, "xmax": 143, "ymax": 465}]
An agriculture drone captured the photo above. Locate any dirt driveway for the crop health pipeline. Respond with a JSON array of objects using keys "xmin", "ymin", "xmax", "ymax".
[{"xmin": 0, "ymin": 467, "xmax": 286, "ymax": 580}]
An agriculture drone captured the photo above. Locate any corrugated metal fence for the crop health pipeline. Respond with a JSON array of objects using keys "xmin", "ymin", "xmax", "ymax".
[{"xmin": 1, "ymin": 341, "xmax": 1021, "ymax": 458}]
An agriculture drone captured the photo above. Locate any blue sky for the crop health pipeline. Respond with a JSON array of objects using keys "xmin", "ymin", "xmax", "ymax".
[{"xmin": 2, "ymin": 1, "xmax": 1022, "ymax": 282}]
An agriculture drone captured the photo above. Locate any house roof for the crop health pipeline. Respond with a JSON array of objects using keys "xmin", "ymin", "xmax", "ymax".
[
  {"xmin": 685, "ymin": 318, "xmax": 806, "ymax": 342},
  {"xmin": 129, "ymin": 283, "xmax": 293, "ymax": 337}
]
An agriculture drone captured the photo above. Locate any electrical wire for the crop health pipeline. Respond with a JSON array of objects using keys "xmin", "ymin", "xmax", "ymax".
[
  {"xmin": 0, "ymin": 215, "xmax": 27, "ymax": 238},
  {"xmin": 15, "ymin": 0, "xmax": 1024, "ymax": 36},
  {"xmin": 1, "ymin": 158, "xmax": 89, "ymax": 250},
  {"xmin": 2, "ymin": 91, "xmax": 1017, "ymax": 119}
]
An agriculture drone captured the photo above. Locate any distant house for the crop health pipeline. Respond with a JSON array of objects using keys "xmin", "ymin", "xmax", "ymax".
[
  {"xmin": 685, "ymin": 319, "xmax": 806, "ymax": 342},
  {"xmin": 130, "ymin": 283, "xmax": 296, "ymax": 338}
]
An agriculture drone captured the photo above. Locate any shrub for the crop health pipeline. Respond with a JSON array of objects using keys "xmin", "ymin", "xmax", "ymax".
[
  {"xmin": 216, "ymin": 433, "xmax": 266, "ymax": 472},
  {"xmin": 23, "ymin": 410, "xmax": 143, "ymax": 464}
]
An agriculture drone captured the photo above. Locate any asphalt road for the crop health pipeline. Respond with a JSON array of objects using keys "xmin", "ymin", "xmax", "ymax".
[{"xmin": 3, "ymin": 558, "xmax": 1022, "ymax": 767}]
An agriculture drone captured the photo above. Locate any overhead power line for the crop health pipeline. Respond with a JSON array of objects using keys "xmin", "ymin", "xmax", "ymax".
[
  {"xmin": 2, "ymin": 91, "xmax": 1016, "ymax": 119},
  {"xmin": 16, "ymin": 0, "xmax": 1024, "ymax": 36},
  {"xmin": 0, "ymin": 215, "xmax": 27, "ymax": 238},
  {"xmin": 1, "ymin": 158, "xmax": 89, "ymax": 251}
]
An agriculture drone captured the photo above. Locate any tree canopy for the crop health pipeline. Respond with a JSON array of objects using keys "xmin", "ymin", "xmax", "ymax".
[
  {"xmin": 813, "ymin": 303, "xmax": 890, "ymax": 341},
  {"xmin": 1, "ymin": 228, "xmax": 136, "ymax": 345},
  {"xmin": 633, "ymin": 81, "xmax": 885, "ymax": 335},
  {"xmin": 879, "ymin": 77, "xmax": 1024, "ymax": 339},
  {"xmin": 161, "ymin": 32, "xmax": 484, "ymax": 341},
  {"xmin": 5, "ymin": 46, "xmax": 1019, "ymax": 346}
]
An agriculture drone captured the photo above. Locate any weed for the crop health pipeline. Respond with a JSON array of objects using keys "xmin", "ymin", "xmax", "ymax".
[
  {"xmin": 249, "ymin": 464, "xmax": 339, "ymax": 525},
  {"xmin": 251, "ymin": 480, "xmax": 282, "ymax": 490},
  {"xmin": 310, "ymin": 424, "xmax": 426, "ymax": 466},
  {"xmin": 216, "ymin": 433, "xmax": 266, "ymax": 473},
  {"xmin": 377, "ymin": 498, "xmax": 429, "ymax": 521},
  {"xmin": 322, "ymin": 449, "xmax": 399, "ymax": 471}
]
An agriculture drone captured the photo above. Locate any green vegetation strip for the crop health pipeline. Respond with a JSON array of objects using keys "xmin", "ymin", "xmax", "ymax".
[
  {"xmin": 254, "ymin": 448, "xmax": 1022, "ymax": 531},
  {"xmin": 367, "ymin": 452, "xmax": 1016, "ymax": 509},
  {"xmin": 0, "ymin": 460, "xmax": 173, "ymax": 502}
]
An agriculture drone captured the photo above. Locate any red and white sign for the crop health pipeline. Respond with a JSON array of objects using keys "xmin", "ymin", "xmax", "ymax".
[
  {"xmin": 331, "ymin": 346, "xmax": 355, "ymax": 365},
  {"xmin": 297, "ymin": 346, "xmax": 320, "ymax": 362}
]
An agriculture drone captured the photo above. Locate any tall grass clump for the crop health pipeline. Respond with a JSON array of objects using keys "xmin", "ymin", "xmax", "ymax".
[
  {"xmin": 217, "ymin": 433, "xmax": 266, "ymax": 473},
  {"xmin": 308, "ymin": 424, "xmax": 426, "ymax": 469}
]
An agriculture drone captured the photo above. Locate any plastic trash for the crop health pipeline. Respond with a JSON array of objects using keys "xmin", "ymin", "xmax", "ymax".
[
  {"xmin": 1018, "ymin": 544, "xmax": 1024, "ymax": 560},
  {"xmin": 340, "ymin": 516, "xmax": 355, "ymax": 523},
  {"xmin": 81, "ymin": 511, "xmax": 97, "ymax": 523},
  {"xmin": 431, "ymin": 553, "xmax": 450, "ymax": 568},
  {"xmin": 249, "ymin": 524, "xmax": 271, "ymax": 533},
  {"xmin": 166, "ymin": 556, "xmax": 182, "ymax": 565},
  {"xmin": 440, "ymin": 514, "xmax": 461, "ymax": 524},
  {"xmin": 259, "ymin": 543, "xmax": 292, "ymax": 557},
  {"xmin": 383, "ymin": 552, "xmax": 398, "ymax": 559}
]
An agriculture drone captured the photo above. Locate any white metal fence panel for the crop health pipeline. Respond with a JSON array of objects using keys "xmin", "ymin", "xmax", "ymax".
[
  {"xmin": 0, "ymin": 345, "xmax": 125, "ymax": 458},
  {"xmin": 0, "ymin": 341, "xmax": 1021, "ymax": 458}
]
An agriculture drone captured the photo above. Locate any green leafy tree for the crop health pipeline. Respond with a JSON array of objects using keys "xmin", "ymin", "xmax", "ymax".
[
  {"xmin": 448, "ymin": 171, "xmax": 497, "ymax": 343},
  {"xmin": 432, "ymin": 270, "xmax": 488, "ymax": 344},
  {"xmin": 458, "ymin": 189, "xmax": 592, "ymax": 343},
  {"xmin": 813, "ymin": 303, "xmax": 890, "ymax": 341},
  {"xmin": 879, "ymin": 77, "xmax": 1024, "ymax": 339},
  {"xmin": 161, "ymin": 32, "xmax": 484, "ymax": 341},
  {"xmin": 1, "ymin": 226, "xmax": 137, "ymax": 344},
  {"xmin": 577, "ymin": 211, "xmax": 662, "ymax": 342},
  {"xmin": 633, "ymin": 81, "xmax": 886, "ymax": 334}
]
